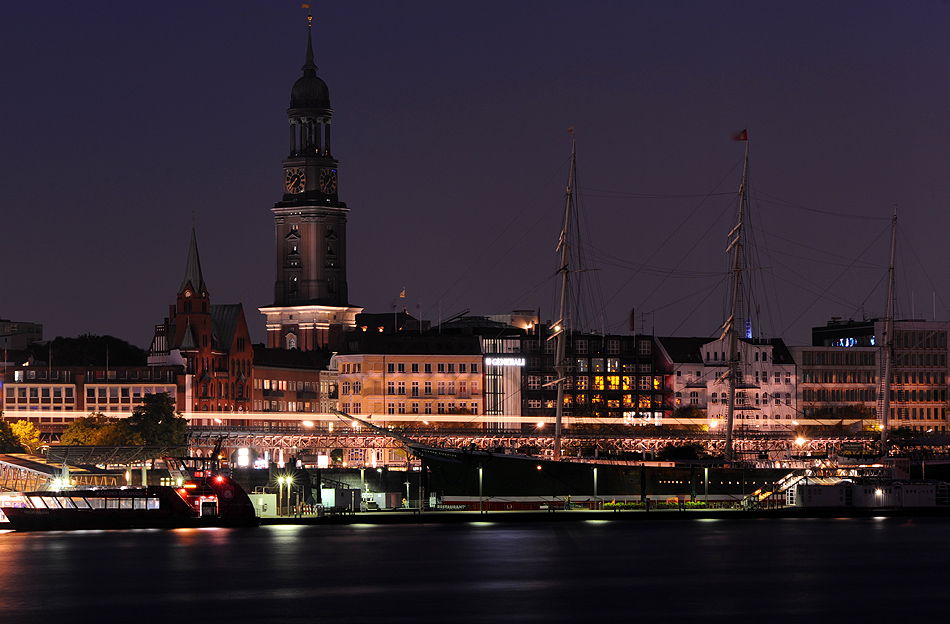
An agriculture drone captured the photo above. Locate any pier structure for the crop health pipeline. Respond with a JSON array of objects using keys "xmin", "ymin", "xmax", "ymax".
[{"xmin": 187, "ymin": 422, "xmax": 880, "ymax": 468}]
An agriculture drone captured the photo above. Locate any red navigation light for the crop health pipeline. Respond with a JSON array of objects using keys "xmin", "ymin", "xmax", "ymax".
[{"xmin": 215, "ymin": 476, "xmax": 225, "ymax": 484}]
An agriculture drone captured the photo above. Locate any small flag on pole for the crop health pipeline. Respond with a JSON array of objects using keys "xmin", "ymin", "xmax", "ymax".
[
  {"xmin": 567, "ymin": 125, "xmax": 574, "ymax": 135},
  {"xmin": 399, "ymin": 288, "xmax": 406, "ymax": 298},
  {"xmin": 734, "ymin": 129, "xmax": 748, "ymax": 141},
  {"xmin": 301, "ymin": 3, "xmax": 310, "ymax": 8}
]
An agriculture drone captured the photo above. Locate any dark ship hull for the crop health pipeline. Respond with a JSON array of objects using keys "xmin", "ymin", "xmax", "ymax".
[
  {"xmin": 0, "ymin": 476, "xmax": 259, "ymax": 532},
  {"xmin": 412, "ymin": 444, "xmax": 792, "ymax": 510}
]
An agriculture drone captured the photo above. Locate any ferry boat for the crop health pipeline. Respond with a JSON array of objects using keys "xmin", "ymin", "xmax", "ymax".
[{"xmin": 0, "ymin": 475, "xmax": 258, "ymax": 531}]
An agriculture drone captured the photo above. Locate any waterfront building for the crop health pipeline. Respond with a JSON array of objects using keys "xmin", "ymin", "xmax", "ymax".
[
  {"xmin": 801, "ymin": 318, "xmax": 950, "ymax": 433},
  {"xmin": 438, "ymin": 311, "xmax": 536, "ymax": 429},
  {"xmin": 258, "ymin": 19, "xmax": 361, "ymax": 351},
  {"xmin": 789, "ymin": 344, "xmax": 878, "ymax": 428},
  {"xmin": 251, "ymin": 345, "xmax": 336, "ymax": 416},
  {"xmin": 0, "ymin": 318, "xmax": 43, "ymax": 350},
  {"xmin": 147, "ymin": 230, "xmax": 255, "ymax": 419},
  {"xmin": 1, "ymin": 364, "xmax": 181, "ymax": 436},
  {"xmin": 521, "ymin": 330, "xmax": 668, "ymax": 427},
  {"xmin": 657, "ymin": 336, "xmax": 797, "ymax": 431},
  {"xmin": 333, "ymin": 332, "xmax": 484, "ymax": 421}
]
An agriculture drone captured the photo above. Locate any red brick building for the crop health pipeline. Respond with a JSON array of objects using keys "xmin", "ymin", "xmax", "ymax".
[{"xmin": 148, "ymin": 229, "xmax": 254, "ymax": 417}]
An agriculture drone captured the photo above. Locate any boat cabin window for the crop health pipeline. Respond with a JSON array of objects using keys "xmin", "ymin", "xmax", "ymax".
[
  {"xmin": 133, "ymin": 498, "xmax": 147, "ymax": 510},
  {"xmin": 147, "ymin": 498, "xmax": 161, "ymax": 510},
  {"xmin": 119, "ymin": 498, "xmax": 133, "ymax": 510},
  {"xmin": 106, "ymin": 498, "xmax": 120, "ymax": 509},
  {"xmin": 70, "ymin": 497, "xmax": 91, "ymax": 509},
  {"xmin": 29, "ymin": 496, "xmax": 48, "ymax": 509},
  {"xmin": 87, "ymin": 498, "xmax": 105, "ymax": 509}
]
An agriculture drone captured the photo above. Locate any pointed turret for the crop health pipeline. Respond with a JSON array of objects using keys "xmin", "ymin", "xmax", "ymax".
[
  {"xmin": 289, "ymin": 20, "xmax": 330, "ymax": 114},
  {"xmin": 179, "ymin": 227, "xmax": 207, "ymax": 296}
]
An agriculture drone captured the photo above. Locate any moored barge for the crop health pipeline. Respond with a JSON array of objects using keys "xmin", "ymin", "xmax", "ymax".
[{"xmin": 0, "ymin": 475, "xmax": 258, "ymax": 531}]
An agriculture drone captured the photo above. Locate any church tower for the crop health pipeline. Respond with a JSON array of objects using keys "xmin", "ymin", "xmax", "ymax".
[{"xmin": 259, "ymin": 15, "xmax": 361, "ymax": 351}]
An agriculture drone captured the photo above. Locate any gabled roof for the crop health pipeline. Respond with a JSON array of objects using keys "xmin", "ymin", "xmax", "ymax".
[
  {"xmin": 178, "ymin": 318, "xmax": 198, "ymax": 350},
  {"xmin": 657, "ymin": 336, "xmax": 795, "ymax": 365},
  {"xmin": 656, "ymin": 337, "xmax": 711, "ymax": 364},
  {"xmin": 210, "ymin": 304, "xmax": 243, "ymax": 351}
]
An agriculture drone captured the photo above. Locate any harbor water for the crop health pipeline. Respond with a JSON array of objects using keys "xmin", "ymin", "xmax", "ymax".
[{"xmin": 0, "ymin": 516, "xmax": 947, "ymax": 622}]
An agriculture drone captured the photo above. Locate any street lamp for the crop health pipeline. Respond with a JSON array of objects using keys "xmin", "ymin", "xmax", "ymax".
[
  {"xmin": 277, "ymin": 476, "xmax": 285, "ymax": 517},
  {"xmin": 593, "ymin": 467, "xmax": 598, "ymax": 508},
  {"xmin": 478, "ymin": 466, "xmax": 483, "ymax": 514},
  {"xmin": 286, "ymin": 474, "xmax": 294, "ymax": 516}
]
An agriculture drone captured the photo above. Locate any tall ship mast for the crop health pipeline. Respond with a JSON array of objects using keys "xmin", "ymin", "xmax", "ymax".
[
  {"xmin": 880, "ymin": 207, "xmax": 898, "ymax": 450},
  {"xmin": 723, "ymin": 133, "xmax": 750, "ymax": 463},
  {"xmin": 552, "ymin": 140, "xmax": 577, "ymax": 461}
]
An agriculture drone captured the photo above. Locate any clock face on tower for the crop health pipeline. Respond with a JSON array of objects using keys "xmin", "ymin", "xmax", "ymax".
[
  {"xmin": 284, "ymin": 168, "xmax": 306, "ymax": 194},
  {"xmin": 319, "ymin": 168, "xmax": 338, "ymax": 194}
]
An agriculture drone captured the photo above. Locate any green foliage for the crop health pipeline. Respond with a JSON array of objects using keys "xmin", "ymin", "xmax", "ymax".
[
  {"xmin": 808, "ymin": 405, "xmax": 875, "ymax": 422},
  {"xmin": 604, "ymin": 500, "xmax": 710, "ymax": 510},
  {"xmin": 656, "ymin": 442, "xmax": 707, "ymax": 461},
  {"xmin": 330, "ymin": 448, "xmax": 345, "ymax": 465},
  {"xmin": 61, "ymin": 414, "xmax": 143, "ymax": 445},
  {"xmin": 30, "ymin": 334, "xmax": 146, "ymax": 366},
  {"xmin": 0, "ymin": 420, "xmax": 25, "ymax": 453},
  {"xmin": 671, "ymin": 405, "xmax": 706, "ymax": 420},
  {"xmin": 10, "ymin": 420, "xmax": 42, "ymax": 453},
  {"xmin": 56, "ymin": 393, "xmax": 182, "ymax": 447},
  {"xmin": 126, "ymin": 392, "xmax": 187, "ymax": 445}
]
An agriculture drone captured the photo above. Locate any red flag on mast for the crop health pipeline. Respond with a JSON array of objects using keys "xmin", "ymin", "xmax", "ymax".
[{"xmin": 734, "ymin": 129, "xmax": 748, "ymax": 141}]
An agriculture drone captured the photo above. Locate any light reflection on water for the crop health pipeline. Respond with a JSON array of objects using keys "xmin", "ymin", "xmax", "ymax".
[{"xmin": 0, "ymin": 517, "xmax": 946, "ymax": 622}]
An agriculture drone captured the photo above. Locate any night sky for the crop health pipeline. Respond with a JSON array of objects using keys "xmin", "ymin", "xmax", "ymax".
[{"xmin": 3, "ymin": 2, "xmax": 949, "ymax": 350}]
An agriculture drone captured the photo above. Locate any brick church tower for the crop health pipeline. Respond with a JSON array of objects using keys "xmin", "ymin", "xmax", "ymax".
[
  {"xmin": 258, "ymin": 16, "xmax": 362, "ymax": 351},
  {"xmin": 149, "ymin": 229, "xmax": 254, "ymax": 414}
]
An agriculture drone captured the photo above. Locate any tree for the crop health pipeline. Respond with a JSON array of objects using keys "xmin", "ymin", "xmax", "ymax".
[
  {"xmin": 125, "ymin": 392, "xmax": 187, "ymax": 445},
  {"xmin": 10, "ymin": 420, "xmax": 41, "ymax": 453},
  {"xmin": 29, "ymin": 334, "xmax": 147, "ymax": 366},
  {"xmin": 0, "ymin": 420, "xmax": 25, "ymax": 453},
  {"xmin": 61, "ymin": 414, "xmax": 116, "ymax": 445},
  {"xmin": 60, "ymin": 414, "xmax": 143, "ymax": 445}
]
